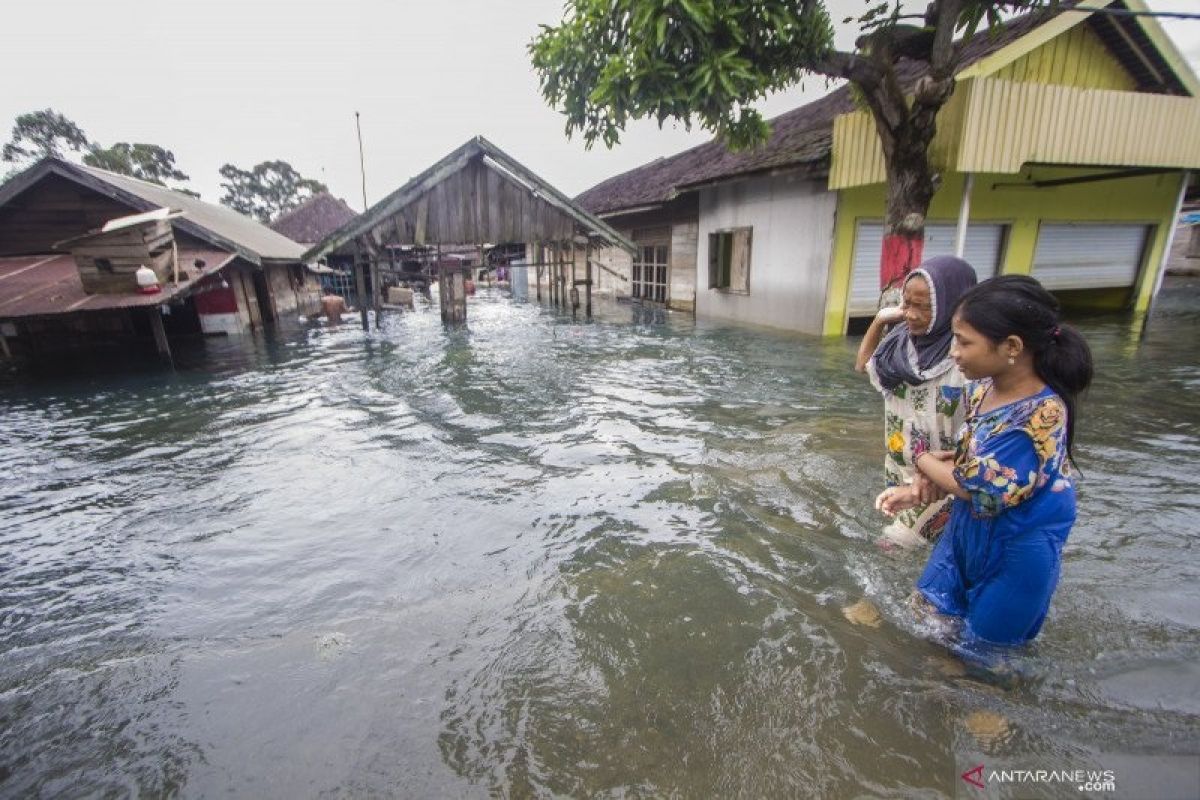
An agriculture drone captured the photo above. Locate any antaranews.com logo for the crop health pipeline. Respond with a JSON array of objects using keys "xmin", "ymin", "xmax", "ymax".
[{"xmin": 962, "ymin": 764, "xmax": 1116, "ymax": 793}]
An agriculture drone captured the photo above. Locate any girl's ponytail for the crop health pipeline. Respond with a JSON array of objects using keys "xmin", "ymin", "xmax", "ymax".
[{"xmin": 1033, "ymin": 323, "xmax": 1093, "ymax": 460}]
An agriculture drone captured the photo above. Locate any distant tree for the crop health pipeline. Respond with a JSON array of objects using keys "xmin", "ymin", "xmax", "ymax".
[
  {"xmin": 2, "ymin": 109, "xmax": 89, "ymax": 167},
  {"xmin": 83, "ymin": 142, "xmax": 190, "ymax": 187},
  {"xmin": 218, "ymin": 160, "xmax": 327, "ymax": 222}
]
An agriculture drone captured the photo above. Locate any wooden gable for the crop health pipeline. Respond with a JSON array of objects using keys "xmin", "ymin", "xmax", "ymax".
[{"xmin": 374, "ymin": 156, "xmax": 574, "ymax": 247}]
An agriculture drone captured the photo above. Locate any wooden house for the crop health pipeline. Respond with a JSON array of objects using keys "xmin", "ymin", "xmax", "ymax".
[
  {"xmin": 306, "ymin": 136, "xmax": 633, "ymax": 325},
  {"xmin": 576, "ymin": 0, "xmax": 1200, "ymax": 335},
  {"xmin": 0, "ymin": 158, "xmax": 319, "ymax": 362}
]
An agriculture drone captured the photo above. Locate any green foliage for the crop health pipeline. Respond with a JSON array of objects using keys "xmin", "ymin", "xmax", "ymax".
[
  {"xmin": 83, "ymin": 142, "xmax": 190, "ymax": 187},
  {"xmin": 529, "ymin": 0, "xmax": 835, "ymax": 151},
  {"xmin": 219, "ymin": 160, "xmax": 327, "ymax": 223},
  {"xmin": 531, "ymin": 1, "xmax": 1048, "ymax": 152},
  {"xmin": 2, "ymin": 109, "xmax": 89, "ymax": 166}
]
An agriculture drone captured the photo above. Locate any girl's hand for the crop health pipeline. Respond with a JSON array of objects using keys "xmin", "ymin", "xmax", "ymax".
[{"xmin": 875, "ymin": 485, "xmax": 920, "ymax": 517}]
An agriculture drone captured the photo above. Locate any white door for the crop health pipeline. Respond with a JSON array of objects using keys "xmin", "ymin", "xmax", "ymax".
[
  {"xmin": 1032, "ymin": 223, "xmax": 1149, "ymax": 290},
  {"xmin": 848, "ymin": 222, "xmax": 1007, "ymax": 315}
]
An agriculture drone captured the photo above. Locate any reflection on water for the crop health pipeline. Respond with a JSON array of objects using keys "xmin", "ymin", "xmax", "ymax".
[{"xmin": 2, "ymin": 281, "xmax": 1198, "ymax": 797}]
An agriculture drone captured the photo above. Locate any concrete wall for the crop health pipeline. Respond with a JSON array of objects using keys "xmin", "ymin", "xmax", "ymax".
[
  {"xmin": 824, "ymin": 167, "xmax": 1188, "ymax": 334},
  {"xmin": 696, "ymin": 173, "xmax": 838, "ymax": 334}
]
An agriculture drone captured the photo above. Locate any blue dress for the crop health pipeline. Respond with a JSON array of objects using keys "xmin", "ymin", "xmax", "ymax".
[{"xmin": 916, "ymin": 379, "xmax": 1076, "ymax": 645}]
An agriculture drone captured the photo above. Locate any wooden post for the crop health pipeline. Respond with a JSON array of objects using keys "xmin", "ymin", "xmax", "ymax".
[
  {"xmin": 369, "ymin": 250, "xmax": 382, "ymax": 329},
  {"xmin": 585, "ymin": 241, "xmax": 593, "ymax": 319},
  {"xmin": 533, "ymin": 241, "xmax": 542, "ymax": 302},
  {"xmin": 0, "ymin": 330, "xmax": 11, "ymax": 360},
  {"xmin": 353, "ymin": 238, "xmax": 369, "ymax": 331},
  {"xmin": 148, "ymin": 306, "xmax": 173, "ymax": 366},
  {"xmin": 556, "ymin": 243, "xmax": 564, "ymax": 309},
  {"xmin": 569, "ymin": 239, "xmax": 577, "ymax": 318}
]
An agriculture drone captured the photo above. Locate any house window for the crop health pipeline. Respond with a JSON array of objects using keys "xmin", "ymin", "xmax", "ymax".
[
  {"xmin": 708, "ymin": 227, "xmax": 752, "ymax": 294},
  {"xmin": 632, "ymin": 243, "xmax": 669, "ymax": 304}
]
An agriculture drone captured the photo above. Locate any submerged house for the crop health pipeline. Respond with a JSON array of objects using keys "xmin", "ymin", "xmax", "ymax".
[
  {"xmin": 0, "ymin": 158, "xmax": 318, "ymax": 360},
  {"xmin": 576, "ymin": 0, "xmax": 1200, "ymax": 335}
]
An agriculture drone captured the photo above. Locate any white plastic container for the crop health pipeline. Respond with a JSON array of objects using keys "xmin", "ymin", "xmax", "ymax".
[{"xmin": 136, "ymin": 265, "xmax": 161, "ymax": 294}]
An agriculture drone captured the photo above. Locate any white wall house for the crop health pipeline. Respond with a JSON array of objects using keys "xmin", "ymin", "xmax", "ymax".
[{"xmin": 696, "ymin": 173, "xmax": 837, "ymax": 334}]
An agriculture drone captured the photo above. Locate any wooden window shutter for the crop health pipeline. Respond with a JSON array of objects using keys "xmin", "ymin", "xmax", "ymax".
[
  {"xmin": 731, "ymin": 228, "xmax": 752, "ymax": 293},
  {"xmin": 708, "ymin": 233, "xmax": 720, "ymax": 289}
]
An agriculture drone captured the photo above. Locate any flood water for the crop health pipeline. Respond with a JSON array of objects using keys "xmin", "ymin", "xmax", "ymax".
[{"xmin": 2, "ymin": 280, "xmax": 1198, "ymax": 798}]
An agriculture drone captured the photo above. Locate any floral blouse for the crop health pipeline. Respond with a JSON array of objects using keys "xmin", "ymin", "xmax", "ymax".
[
  {"xmin": 866, "ymin": 360, "xmax": 966, "ymax": 488},
  {"xmin": 952, "ymin": 379, "xmax": 1073, "ymax": 518}
]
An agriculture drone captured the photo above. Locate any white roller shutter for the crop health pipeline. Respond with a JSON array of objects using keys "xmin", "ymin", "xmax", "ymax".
[
  {"xmin": 1032, "ymin": 224, "xmax": 1148, "ymax": 290},
  {"xmin": 849, "ymin": 222, "xmax": 1006, "ymax": 315}
]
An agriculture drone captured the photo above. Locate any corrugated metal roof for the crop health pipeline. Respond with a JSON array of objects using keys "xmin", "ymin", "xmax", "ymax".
[
  {"xmin": 0, "ymin": 251, "xmax": 237, "ymax": 320},
  {"xmin": 72, "ymin": 164, "xmax": 306, "ymax": 262},
  {"xmin": 0, "ymin": 159, "xmax": 307, "ymax": 265}
]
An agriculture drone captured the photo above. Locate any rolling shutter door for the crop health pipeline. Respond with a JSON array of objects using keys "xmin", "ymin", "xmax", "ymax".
[
  {"xmin": 1032, "ymin": 224, "xmax": 1148, "ymax": 290},
  {"xmin": 849, "ymin": 222, "xmax": 1006, "ymax": 315}
]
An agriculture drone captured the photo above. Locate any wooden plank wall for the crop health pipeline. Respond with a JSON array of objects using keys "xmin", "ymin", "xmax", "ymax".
[
  {"xmin": 0, "ymin": 174, "xmax": 135, "ymax": 256},
  {"xmin": 371, "ymin": 158, "xmax": 575, "ymax": 246},
  {"xmin": 72, "ymin": 220, "xmax": 175, "ymax": 294}
]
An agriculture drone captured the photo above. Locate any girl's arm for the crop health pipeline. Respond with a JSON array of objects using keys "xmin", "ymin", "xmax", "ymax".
[
  {"xmin": 854, "ymin": 306, "xmax": 904, "ymax": 372},
  {"xmin": 915, "ymin": 451, "xmax": 969, "ymax": 501}
]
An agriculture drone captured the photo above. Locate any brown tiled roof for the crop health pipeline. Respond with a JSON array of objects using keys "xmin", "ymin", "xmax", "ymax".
[
  {"xmin": 269, "ymin": 192, "xmax": 359, "ymax": 245},
  {"xmin": 575, "ymin": 4, "xmax": 1072, "ymax": 216}
]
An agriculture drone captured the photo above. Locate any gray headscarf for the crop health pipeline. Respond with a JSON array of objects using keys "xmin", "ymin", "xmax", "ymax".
[{"xmin": 870, "ymin": 255, "xmax": 978, "ymax": 391}]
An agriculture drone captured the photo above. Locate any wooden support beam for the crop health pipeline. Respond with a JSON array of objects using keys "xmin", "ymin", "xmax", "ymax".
[
  {"xmin": 370, "ymin": 253, "xmax": 382, "ymax": 329},
  {"xmin": 148, "ymin": 306, "xmax": 173, "ymax": 366},
  {"xmin": 353, "ymin": 238, "xmax": 369, "ymax": 331},
  {"xmin": 585, "ymin": 241, "xmax": 593, "ymax": 319},
  {"xmin": 533, "ymin": 240, "xmax": 542, "ymax": 302},
  {"xmin": 588, "ymin": 258, "xmax": 629, "ymax": 283}
]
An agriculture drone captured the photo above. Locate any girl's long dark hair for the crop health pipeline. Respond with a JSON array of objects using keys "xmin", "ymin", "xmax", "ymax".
[{"xmin": 953, "ymin": 275, "xmax": 1093, "ymax": 461}]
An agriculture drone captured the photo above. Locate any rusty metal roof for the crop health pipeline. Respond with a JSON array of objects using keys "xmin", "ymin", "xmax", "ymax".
[{"xmin": 0, "ymin": 250, "xmax": 237, "ymax": 320}]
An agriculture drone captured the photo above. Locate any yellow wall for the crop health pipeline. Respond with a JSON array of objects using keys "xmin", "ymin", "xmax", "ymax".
[
  {"xmin": 823, "ymin": 167, "xmax": 1186, "ymax": 335},
  {"xmin": 992, "ymin": 23, "xmax": 1137, "ymax": 91}
]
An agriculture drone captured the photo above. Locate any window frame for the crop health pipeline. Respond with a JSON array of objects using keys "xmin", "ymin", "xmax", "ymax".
[{"xmin": 708, "ymin": 226, "xmax": 752, "ymax": 295}]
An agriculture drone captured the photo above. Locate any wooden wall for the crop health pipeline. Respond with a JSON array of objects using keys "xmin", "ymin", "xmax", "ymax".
[
  {"xmin": 0, "ymin": 174, "xmax": 134, "ymax": 256},
  {"xmin": 371, "ymin": 157, "xmax": 575, "ymax": 246}
]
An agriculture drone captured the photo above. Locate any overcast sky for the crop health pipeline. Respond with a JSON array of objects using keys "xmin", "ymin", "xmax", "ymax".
[{"xmin": 2, "ymin": 0, "xmax": 1197, "ymax": 209}]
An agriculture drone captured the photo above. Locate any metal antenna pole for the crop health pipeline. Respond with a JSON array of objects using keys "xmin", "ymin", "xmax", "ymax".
[{"xmin": 355, "ymin": 111, "xmax": 368, "ymax": 212}]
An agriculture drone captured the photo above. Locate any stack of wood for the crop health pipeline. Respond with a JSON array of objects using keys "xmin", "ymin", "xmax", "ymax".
[{"xmin": 57, "ymin": 209, "xmax": 183, "ymax": 295}]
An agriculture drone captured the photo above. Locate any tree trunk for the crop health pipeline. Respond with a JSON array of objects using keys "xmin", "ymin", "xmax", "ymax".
[
  {"xmin": 880, "ymin": 146, "xmax": 936, "ymax": 297},
  {"xmin": 868, "ymin": 71, "xmax": 952, "ymax": 304}
]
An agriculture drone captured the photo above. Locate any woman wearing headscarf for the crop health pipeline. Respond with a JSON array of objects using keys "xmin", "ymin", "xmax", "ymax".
[{"xmin": 854, "ymin": 256, "xmax": 978, "ymax": 548}]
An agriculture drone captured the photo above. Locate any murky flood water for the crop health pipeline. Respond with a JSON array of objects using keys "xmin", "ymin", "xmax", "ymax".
[{"xmin": 2, "ymin": 280, "xmax": 1198, "ymax": 798}]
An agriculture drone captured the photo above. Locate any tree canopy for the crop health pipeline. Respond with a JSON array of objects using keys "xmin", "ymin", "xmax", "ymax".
[
  {"xmin": 530, "ymin": 1, "xmax": 1044, "ymax": 152},
  {"xmin": 83, "ymin": 142, "xmax": 191, "ymax": 187},
  {"xmin": 1, "ymin": 109, "xmax": 89, "ymax": 167},
  {"xmin": 531, "ymin": 0, "xmax": 1048, "ymax": 288},
  {"xmin": 218, "ymin": 160, "xmax": 328, "ymax": 223}
]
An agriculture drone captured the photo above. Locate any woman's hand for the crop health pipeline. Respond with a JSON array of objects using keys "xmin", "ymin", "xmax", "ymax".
[
  {"xmin": 913, "ymin": 472, "xmax": 947, "ymax": 505},
  {"xmin": 876, "ymin": 305, "xmax": 905, "ymax": 325},
  {"xmin": 875, "ymin": 485, "xmax": 920, "ymax": 517}
]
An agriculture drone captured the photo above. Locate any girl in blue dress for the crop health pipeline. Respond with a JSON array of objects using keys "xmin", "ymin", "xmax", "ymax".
[{"xmin": 876, "ymin": 275, "xmax": 1093, "ymax": 645}]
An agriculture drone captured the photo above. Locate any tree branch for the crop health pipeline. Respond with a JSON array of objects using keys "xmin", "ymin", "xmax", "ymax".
[{"xmin": 809, "ymin": 50, "xmax": 884, "ymax": 90}]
